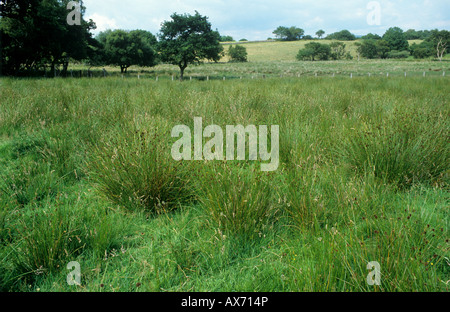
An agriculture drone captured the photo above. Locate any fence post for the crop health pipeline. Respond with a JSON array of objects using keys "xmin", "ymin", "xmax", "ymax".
[
  {"xmin": 350, "ymin": 73, "xmax": 352, "ymax": 79},
  {"xmin": 423, "ymin": 72, "xmax": 426, "ymax": 77}
]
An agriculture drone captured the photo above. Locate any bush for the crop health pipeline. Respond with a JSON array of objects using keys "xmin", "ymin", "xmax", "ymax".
[
  {"xmin": 387, "ymin": 50, "xmax": 410, "ymax": 59},
  {"xmin": 297, "ymin": 42, "xmax": 331, "ymax": 61},
  {"xmin": 410, "ymin": 42, "xmax": 434, "ymax": 59},
  {"xmin": 228, "ymin": 45, "xmax": 248, "ymax": 62}
]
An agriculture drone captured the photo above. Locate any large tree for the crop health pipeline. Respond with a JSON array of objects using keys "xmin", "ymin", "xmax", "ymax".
[
  {"xmin": 0, "ymin": 0, "xmax": 95, "ymax": 76},
  {"xmin": 382, "ymin": 27, "xmax": 409, "ymax": 51},
  {"xmin": 99, "ymin": 29, "xmax": 157, "ymax": 73},
  {"xmin": 158, "ymin": 11, "xmax": 223, "ymax": 81}
]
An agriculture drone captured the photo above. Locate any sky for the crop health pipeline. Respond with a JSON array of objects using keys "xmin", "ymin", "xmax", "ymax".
[{"xmin": 83, "ymin": 0, "xmax": 450, "ymax": 40}]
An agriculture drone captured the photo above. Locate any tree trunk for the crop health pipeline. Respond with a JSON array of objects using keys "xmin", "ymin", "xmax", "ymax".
[
  {"xmin": 62, "ymin": 55, "xmax": 69, "ymax": 77},
  {"xmin": 180, "ymin": 67, "xmax": 185, "ymax": 81},
  {"xmin": 179, "ymin": 61, "xmax": 187, "ymax": 81},
  {"xmin": 51, "ymin": 61, "xmax": 56, "ymax": 78}
]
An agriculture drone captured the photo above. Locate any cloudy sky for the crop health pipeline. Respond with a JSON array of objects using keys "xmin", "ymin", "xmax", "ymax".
[{"xmin": 83, "ymin": 0, "xmax": 450, "ymax": 40}]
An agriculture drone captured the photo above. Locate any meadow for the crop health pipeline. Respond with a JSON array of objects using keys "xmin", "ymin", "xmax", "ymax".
[{"xmin": 0, "ymin": 47, "xmax": 449, "ymax": 292}]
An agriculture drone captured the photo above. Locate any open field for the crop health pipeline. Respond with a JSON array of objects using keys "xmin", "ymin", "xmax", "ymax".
[
  {"xmin": 0, "ymin": 72, "xmax": 448, "ymax": 292},
  {"xmin": 220, "ymin": 40, "xmax": 424, "ymax": 62},
  {"xmin": 61, "ymin": 39, "xmax": 449, "ymax": 80}
]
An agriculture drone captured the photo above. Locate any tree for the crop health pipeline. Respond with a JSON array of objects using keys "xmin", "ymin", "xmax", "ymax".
[
  {"xmin": 410, "ymin": 41, "xmax": 434, "ymax": 59},
  {"xmin": 357, "ymin": 40, "xmax": 378, "ymax": 59},
  {"xmin": 316, "ymin": 30, "xmax": 325, "ymax": 39},
  {"xmin": 426, "ymin": 30, "xmax": 450, "ymax": 61},
  {"xmin": 326, "ymin": 30, "xmax": 356, "ymax": 41},
  {"xmin": 0, "ymin": 0, "xmax": 95, "ymax": 76},
  {"xmin": 100, "ymin": 29, "xmax": 157, "ymax": 73},
  {"xmin": 436, "ymin": 38, "xmax": 447, "ymax": 61},
  {"xmin": 376, "ymin": 40, "xmax": 390, "ymax": 59},
  {"xmin": 220, "ymin": 35, "xmax": 234, "ymax": 42},
  {"xmin": 273, "ymin": 26, "xmax": 304, "ymax": 41},
  {"xmin": 329, "ymin": 41, "xmax": 347, "ymax": 60},
  {"xmin": 382, "ymin": 27, "xmax": 409, "ymax": 51},
  {"xmin": 228, "ymin": 45, "xmax": 247, "ymax": 62},
  {"xmin": 158, "ymin": 11, "xmax": 223, "ymax": 81},
  {"xmin": 361, "ymin": 33, "xmax": 381, "ymax": 40},
  {"xmin": 297, "ymin": 42, "xmax": 331, "ymax": 61}
]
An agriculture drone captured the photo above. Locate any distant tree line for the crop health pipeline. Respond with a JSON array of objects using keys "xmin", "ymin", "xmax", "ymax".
[
  {"xmin": 1, "ymin": 2, "xmax": 448, "ymax": 76},
  {"xmin": 295, "ymin": 27, "xmax": 449, "ymax": 61},
  {"xmin": 1, "ymin": 3, "xmax": 224, "ymax": 79}
]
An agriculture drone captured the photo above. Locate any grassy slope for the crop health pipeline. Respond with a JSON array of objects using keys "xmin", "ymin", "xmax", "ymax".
[{"xmin": 0, "ymin": 76, "xmax": 448, "ymax": 292}]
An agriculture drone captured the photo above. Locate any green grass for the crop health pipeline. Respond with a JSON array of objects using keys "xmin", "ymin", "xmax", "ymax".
[
  {"xmin": 0, "ymin": 72, "xmax": 448, "ymax": 292},
  {"xmin": 61, "ymin": 39, "xmax": 450, "ymax": 80}
]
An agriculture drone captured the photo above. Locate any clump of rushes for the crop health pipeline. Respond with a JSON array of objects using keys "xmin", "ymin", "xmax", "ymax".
[
  {"xmin": 196, "ymin": 161, "xmax": 280, "ymax": 240},
  {"xmin": 335, "ymin": 110, "xmax": 449, "ymax": 189},
  {"xmin": 87, "ymin": 119, "xmax": 193, "ymax": 214}
]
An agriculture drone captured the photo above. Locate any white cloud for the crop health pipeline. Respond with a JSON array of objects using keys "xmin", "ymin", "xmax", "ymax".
[{"xmin": 87, "ymin": 13, "xmax": 118, "ymax": 34}]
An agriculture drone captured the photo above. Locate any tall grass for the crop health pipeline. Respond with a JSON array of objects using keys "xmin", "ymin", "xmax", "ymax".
[
  {"xmin": 0, "ymin": 75, "xmax": 448, "ymax": 292},
  {"xmin": 86, "ymin": 116, "xmax": 194, "ymax": 213},
  {"xmin": 196, "ymin": 162, "xmax": 280, "ymax": 239}
]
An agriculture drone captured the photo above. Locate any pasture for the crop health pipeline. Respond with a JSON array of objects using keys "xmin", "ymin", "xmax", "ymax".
[{"xmin": 0, "ymin": 45, "xmax": 449, "ymax": 292}]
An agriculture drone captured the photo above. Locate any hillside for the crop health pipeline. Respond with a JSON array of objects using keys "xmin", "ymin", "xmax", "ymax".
[{"xmin": 220, "ymin": 39, "xmax": 424, "ymax": 62}]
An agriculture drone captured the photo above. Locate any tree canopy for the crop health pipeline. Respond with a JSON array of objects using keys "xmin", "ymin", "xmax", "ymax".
[
  {"xmin": 326, "ymin": 30, "xmax": 356, "ymax": 41},
  {"xmin": 273, "ymin": 26, "xmax": 305, "ymax": 41},
  {"xmin": 382, "ymin": 27, "xmax": 409, "ymax": 51},
  {"xmin": 297, "ymin": 42, "xmax": 331, "ymax": 61},
  {"xmin": 158, "ymin": 11, "xmax": 223, "ymax": 80},
  {"xmin": 316, "ymin": 30, "xmax": 325, "ymax": 39},
  {"xmin": 228, "ymin": 45, "xmax": 248, "ymax": 62},
  {"xmin": 0, "ymin": 0, "xmax": 95, "ymax": 76},
  {"xmin": 98, "ymin": 29, "xmax": 157, "ymax": 73}
]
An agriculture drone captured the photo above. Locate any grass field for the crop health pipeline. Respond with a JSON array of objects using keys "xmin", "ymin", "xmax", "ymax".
[
  {"xmin": 0, "ymin": 40, "xmax": 449, "ymax": 292},
  {"xmin": 63, "ymin": 39, "xmax": 449, "ymax": 80}
]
